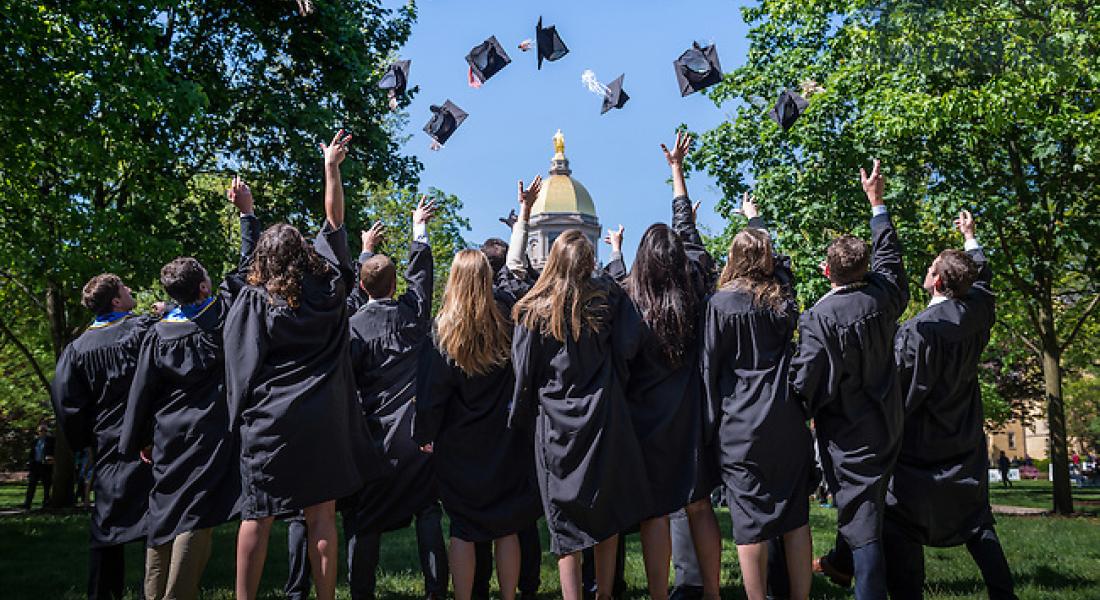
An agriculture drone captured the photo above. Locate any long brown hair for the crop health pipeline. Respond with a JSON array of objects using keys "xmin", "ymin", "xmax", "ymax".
[
  {"xmin": 436, "ymin": 250, "xmax": 512, "ymax": 376},
  {"xmin": 248, "ymin": 223, "xmax": 331, "ymax": 309},
  {"xmin": 513, "ymin": 229, "xmax": 607, "ymax": 343},
  {"xmin": 625, "ymin": 223, "xmax": 695, "ymax": 367},
  {"xmin": 717, "ymin": 228, "xmax": 788, "ymax": 313}
]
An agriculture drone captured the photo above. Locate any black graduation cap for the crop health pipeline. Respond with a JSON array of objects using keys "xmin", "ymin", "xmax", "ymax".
[
  {"xmin": 466, "ymin": 36, "xmax": 511, "ymax": 84},
  {"xmin": 536, "ymin": 17, "xmax": 569, "ymax": 69},
  {"xmin": 378, "ymin": 59, "xmax": 411, "ymax": 96},
  {"xmin": 601, "ymin": 74, "xmax": 629, "ymax": 114},
  {"xmin": 500, "ymin": 209, "xmax": 518, "ymax": 228},
  {"xmin": 423, "ymin": 100, "xmax": 468, "ymax": 146},
  {"xmin": 767, "ymin": 89, "xmax": 809, "ymax": 131},
  {"xmin": 673, "ymin": 42, "xmax": 722, "ymax": 96}
]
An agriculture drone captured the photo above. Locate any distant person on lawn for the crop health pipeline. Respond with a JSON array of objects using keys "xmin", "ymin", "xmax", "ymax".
[
  {"xmin": 997, "ymin": 452, "xmax": 1012, "ymax": 489},
  {"xmin": 23, "ymin": 423, "xmax": 55, "ymax": 510}
]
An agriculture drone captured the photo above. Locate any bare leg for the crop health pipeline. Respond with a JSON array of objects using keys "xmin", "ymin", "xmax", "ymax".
[
  {"xmin": 558, "ymin": 552, "xmax": 583, "ymax": 600},
  {"xmin": 594, "ymin": 535, "xmax": 620, "ymax": 600},
  {"xmin": 450, "ymin": 537, "xmax": 477, "ymax": 600},
  {"xmin": 783, "ymin": 525, "xmax": 812, "ymax": 600},
  {"xmin": 736, "ymin": 541, "xmax": 768, "ymax": 600},
  {"xmin": 303, "ymin": 500, "xmax": 339, "ymax": 600},
  {"xmin": 685, "ymin": 498, "xmax": 723, "ymax": 599},
  {"xmin": 235, "ymin": 517, "xmax": 274, "ymax": 600},
  {"xmin": 640, "ymin": 516, "xmax": 671, "ymax": 600},
  {"xmin": 494, "ymin": 534, "xmax": 521, "ymax": 600}
]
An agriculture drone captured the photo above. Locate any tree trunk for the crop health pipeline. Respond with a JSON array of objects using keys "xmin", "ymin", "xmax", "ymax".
[
  {"xmin": 45, "ymin": 280, "xmax": 75, "ymax": 509},
  {"xmin": 1039, "ymin": 304, "xmax": 1074, "ymax": 514}
]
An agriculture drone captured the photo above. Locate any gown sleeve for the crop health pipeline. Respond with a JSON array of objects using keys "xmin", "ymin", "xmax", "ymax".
[
  {"xmin": 869, "ymin": 212, "xmax": 909, "ymax": 316},
  {"xmin": 413, "ymin": 342, "xmax": 451, "ymax": 446},
  {"xmin": 51, "ymin": 344, "xmax": 94, "ymax": 451},
  {"xmin": 313, "ymin": 223, "xmax": 356, "ymax": 296},
  {"xmin": 966, "ymin": 245, "xmax": 995, "ymax": 328},
  {"xmin": 221, "ymin": 214, "xmax": 262, "ymax": 301},
  {"xmin": 508, "ymin": 324, "xmax": 540, "ymax": 431},
  {"xmin": 674, "ymin": 194, "xmax": 718, "ymax": 293},
  {"xmin": 399, "ymin": 242, "xmax": 435, "ymax": 332},
  {"xmin": 699, "ymin": 302, "xmax": 727, "ymax": 446},
  {"xmin": 223, "ymin": 289, "xmax": 270, "ymax": 430},
  {"xmin": 120, "ymin": 333, "xmax": 161, "ymax": 456},
  {"xmin": 894, "ymin": 323, "xmax": 932, "ymax": 416},
  {"xmin": 790, "ymin": 311, "xmax": 843, "ymax": 416}
]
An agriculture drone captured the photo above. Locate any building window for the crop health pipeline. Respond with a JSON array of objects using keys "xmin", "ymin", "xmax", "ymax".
[{"xmin": 1008, "ymin": 432, "xmax": 1016, "ymax": 449}]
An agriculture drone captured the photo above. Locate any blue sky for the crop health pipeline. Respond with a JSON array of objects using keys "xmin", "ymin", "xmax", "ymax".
[{"xmin": 384, "ymin": 0, "xmax": 752, "ymax": 261}]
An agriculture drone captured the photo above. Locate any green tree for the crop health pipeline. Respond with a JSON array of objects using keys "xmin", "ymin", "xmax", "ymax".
[
  {"xmin": 692, "ymin": 0, "xmax": 1099, "ymax": 513},
  {"xmin": 0, "ymin": 0, "xmax": 424, "ymax": 506}
]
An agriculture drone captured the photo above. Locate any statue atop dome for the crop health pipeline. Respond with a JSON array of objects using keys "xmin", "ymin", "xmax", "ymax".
[
  {"xmin": 553, "ymin": 129, "xmax": 565, "ymax": 156},
  {"xmin": 526, "ymin": 129, "xmax": 602, "ymax": 268}
]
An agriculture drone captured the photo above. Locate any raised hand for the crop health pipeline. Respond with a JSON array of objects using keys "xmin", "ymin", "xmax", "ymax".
[
  {"xmin": 227, "ymin": 175, "xmax": 254, "ymax": 215},
  {"xmin": 860, "ymin": 158, "xmax": 884, "ymax": 206},
  {"xmin": 361, "ymin": 222, "xmax": 385, "ymax": 254},
  {"xmin": 661, "ymin": 132, "xmax": 693, "ymax": 167},
  {"xmin": 954, "ymin": 209, "xmax": 975, "ymax": 240},
  {"xmin": 692, "ymin": 200, "xmax": 702, "ymax": 224},
  {"xmin": 320, "ymin": 129, "xmax": 352, "ymax": 168},
  {"xmin": 518, "ymin": 174, "xmax": 543, "ymax": 221},
  {"xmin": 413, "ymin": 195, "xmax": 437, "ymax": 225},
  {"xmin": 602, "ymin": 224, "xmax": 625, "ymax": 253},
  {"xmin": 739, "ymin": 192, "xmax": 759, "ymax": 219}
]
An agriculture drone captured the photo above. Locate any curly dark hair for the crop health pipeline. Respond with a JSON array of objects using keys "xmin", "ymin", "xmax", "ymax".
[
  {"xmin": 81, "ymin": 273, "xmax": 123, "ymax": 315},
  {"xmin": 933, "ymin": 249, "xmax": 979, "ymax": 298},
  {"xmin": 625, "ymin": 223, "xmax": 696, "ymax": 367},
  {"xmin": 825, "ymin": 235, "xmax": 869, "ymax": 285},
  {"xmin": 160, "ymin": 257, "xmax": 207, "ymax": 305},
  {"xmin": 247, "ymin": 224, "xmax": 331, "ymax": 309}
]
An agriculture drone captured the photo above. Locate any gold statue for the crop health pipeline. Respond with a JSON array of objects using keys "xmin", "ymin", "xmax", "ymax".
[{"xmin": 553, "ymin": 129, "xmax": 565, "ymax": 156}]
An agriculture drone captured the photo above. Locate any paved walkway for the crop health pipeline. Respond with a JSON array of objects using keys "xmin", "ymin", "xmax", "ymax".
[{"xmin": 991, "ymin": 504, "xmax": 1049, "ymax": 516}]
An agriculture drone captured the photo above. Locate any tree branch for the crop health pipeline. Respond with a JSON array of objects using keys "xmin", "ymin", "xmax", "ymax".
[
  {"xmin": 1060, "ymin": 292, "xmax": 1100, "ymax": 353},
  {"xmin": 1002, "ymin": 321, "xmax": 1042, "ymax": 357},
  {"xmin": 0, "ymin": 270, "xmax": 47, "ymax": 315},
  {"xmin": 0, "ymin": 314, "xmax": 52, "ymax": 401}
]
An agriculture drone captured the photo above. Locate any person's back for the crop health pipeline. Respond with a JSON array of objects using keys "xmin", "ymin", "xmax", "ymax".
[{"xmin": 888, "ymin": 217, "xmax": 995, "ymax": 547}]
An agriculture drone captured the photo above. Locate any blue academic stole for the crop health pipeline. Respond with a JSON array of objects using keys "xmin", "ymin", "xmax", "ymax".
[
  {"xmin": 163, "ymin": 296, "xmax": 216, "ymax": 323},
  {"xmin": 90, "ymin": 311, "xmax": 132, "ymax": 329}
]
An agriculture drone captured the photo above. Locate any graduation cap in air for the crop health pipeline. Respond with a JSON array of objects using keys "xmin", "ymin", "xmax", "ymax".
[
  {"xmin": 601, "ymin": 74, "xmax": 629, "ymax": 114},
  {"xmin": 423, "ymin": 100, "xmax": 468, "ymax": 148},
  {"xmin": 673, "ymin": 42, "xmax": 722, "ymax": 96},
  {"xmin": 768, "ymin": 89, "xmax": 809, "ymax": 131},
  {"xmin": 466, "ymin": 36, "xmax": 511, "ymax": 86},
  {"xmin": 536, "ymin": 17, "xmax": 569, "ymax": 69},
  {"xmin": 500, "ymin": 209, "xmax": 518, "ymax": 229},
  {"xmin": 378, "ymin": 60, "xmax": 410, "ymax": 96}
]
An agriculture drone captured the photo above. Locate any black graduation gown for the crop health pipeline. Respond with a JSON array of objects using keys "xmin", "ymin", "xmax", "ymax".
[
  {"xmin": 702, "ymin": 219, "xmax": 812, "ymax": 544},
  {"xmin": 790, "ymin": 212, "xmax": 909, "ymax": 548},
  {"xmin": 887, "ymin": 246, "xmax": 995, "ymax": 547},
  {"xmin": 119, "ymin": 215, "xmax": 259, "ymax": 546},
  {"xmin": 509, "ymin": 277, "xmax": 654, "ymax": 555},
  {"xmin": 341, "ymin": 241, "xmax": 436, "ymax": 537},
  {"xmin": 53, "ymin": 314, "xmax": 156, "ymax": 547},
  {"xmin": 414, "ymin": 298, "xmax": 542, "ymax": 543},
  {"xmin": 223, "ymin": 223, "xmax": 379, "ymax": 519},
  {"xmin": 606, "ymin": 195, "xmax": 720, "ymax": 519}
]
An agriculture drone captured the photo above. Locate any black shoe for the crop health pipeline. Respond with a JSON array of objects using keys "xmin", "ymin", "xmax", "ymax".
[{"xmin": 669, "ymin": 585, "xmax": 705, "ymax": 600}]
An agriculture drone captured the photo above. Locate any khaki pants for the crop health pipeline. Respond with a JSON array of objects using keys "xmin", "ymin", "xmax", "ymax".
[{"xmin": 144, "ymin": 528, "xmax": 214, "ymax": 600}]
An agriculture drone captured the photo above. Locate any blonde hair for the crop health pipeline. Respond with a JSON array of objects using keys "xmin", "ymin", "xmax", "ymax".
[
  {"xmin": 513, "ymin": 229, "xmax": 607, "ymax": 343},
  {"xmin": 436, "ymin": 250, "xmax": 512, "ymax": 376},
  {"xmin": 717, "ymin": 228, "xmax": 788, "ymax": 313}
]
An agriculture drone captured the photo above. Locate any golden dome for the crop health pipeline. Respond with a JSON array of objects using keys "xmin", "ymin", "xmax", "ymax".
[{"xmin": 531, "ymin": 130, "xmax": 597, "ymax": 218}]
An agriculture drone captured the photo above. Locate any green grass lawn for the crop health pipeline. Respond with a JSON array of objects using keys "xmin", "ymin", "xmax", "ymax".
[{"xmin": 2, "ymin": 480, "xmax": 1099, "ymax": 599}]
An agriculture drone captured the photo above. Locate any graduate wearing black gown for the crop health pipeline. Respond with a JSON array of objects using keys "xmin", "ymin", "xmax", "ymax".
[
  {"xmin": 884, "ymin": 211, "xmax": 1017, "ymax": 599},
  {"xmin": 701, "ymin": 194, "xmax": 813, "ymax": 599},
  {"xmin": 119, "ymin": 177, "xmax": 259, "ymax": 600},
  {"xmin": 602, "ymin": 133, "xmax": 724, "ymax": 600},
  {"xmin": 52, "ymin": 274, "xmax": 156, "ymax": 600},
  {"xmin": 224, "ymin": 131, "xmax": 378, "ymax": 600},
  {"xmin": 790, "ymin": 160, "xmax": 908, "ymax": 600},
  {"xmin": 341, "ymin": 197, "xmax": 449, "ymax": 600},
  {"xmin": 510, "ymin": 228, "xmax": 653, "ymax": 599}
]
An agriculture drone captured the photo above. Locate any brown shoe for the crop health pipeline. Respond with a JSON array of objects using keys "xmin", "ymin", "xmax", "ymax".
[{"xmin": 813, "ymin": 555, "xmax": 852, "ymax": 588}]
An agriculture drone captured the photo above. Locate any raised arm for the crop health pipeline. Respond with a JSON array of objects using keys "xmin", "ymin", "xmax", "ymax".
[
  {"xmin": 399, "ymin": 196, "xmax": 436, "ymax": 327},
  {"xmin": 862, "ymin": 159, "xmax": 908, "ymax": 313},
  {"xmin": 320, "ymin": 129, "xmax": 352, "ymax": 229},
  {"xmin": 662, "ymin": 132, "xmax": 704, "ymax": 247},
  {"xmin": 742, "ymin": 193, "xmax": 795, "ymax": 289},
  {"xmin": 223, "ymin": 175, "xmax": 261, "ymax": 298},
  {"xmin": 602, "ymin": 224, "xmax": 627, "ymax": 282},
  {"xmin": 506, "ymin": 175, "xmax": 542, "ymax": 275}
]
